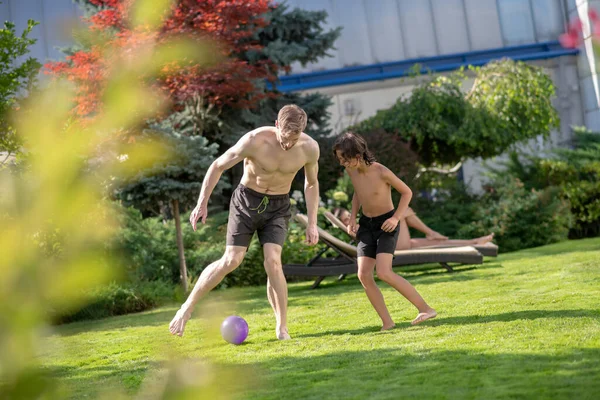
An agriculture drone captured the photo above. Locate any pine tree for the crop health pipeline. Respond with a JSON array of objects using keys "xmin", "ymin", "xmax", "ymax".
[{"xmin": 111, "ymin": 128, "xmax": 224, "ymax": 291}]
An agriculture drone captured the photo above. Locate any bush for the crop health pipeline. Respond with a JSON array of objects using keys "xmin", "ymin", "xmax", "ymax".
[
  {"xmin": 351, "ymin": 61, "xmax": 559, "ymax": 168},
  {"xmin": 324, "ymin": 172, "xmax": 353, "ymax": 210},
  {"xmin": 458, "ymin": 178, "xmax": 571, "ymax": 252},
  {"xmin": 561, "ymin": 164, "xmax": 600, "ymax": 238},
  {"xmin": 111, "ymin": 206, "xmax": 180, "ymax": 282},
  {"xmin": 410, "ymin": 180, "xmax": 479, "ymax": 238},
  {"xmin": 315, "ymin": 135, "xmax": 345, "ymax": 196},
  {"xmin": 282, "ymin": 216, "xmax": 328, "ymax": 262},
  {"xmin": 53, "ymin": 280, "xmax": 176, "ymax": 324},
  {"xmin": 488, "ymin": 128, "xmax": 600, "ymax": 239}
]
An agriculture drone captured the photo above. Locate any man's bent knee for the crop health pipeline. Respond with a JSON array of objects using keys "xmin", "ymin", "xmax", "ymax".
[
  {"xmin": 220, "ymin": 252, "xmax": 245, "ymax": 274},
  {"xmin": 264, "ymin": 255, "xmax": 283, "ymax": 274}
]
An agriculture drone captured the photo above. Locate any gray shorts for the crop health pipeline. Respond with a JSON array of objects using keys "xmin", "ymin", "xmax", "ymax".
[
  {"xmin": 226, "ymin": 184, "xmax": 291, "ymax": 248},
  {"xmin": 356, "ymin": 210, "xmax": 400, "ymax": 259}
]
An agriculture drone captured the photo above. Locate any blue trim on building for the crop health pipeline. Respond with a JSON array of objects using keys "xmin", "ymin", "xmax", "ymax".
[{"xmin": 276, "ymin": 41, "xmax": 579, "ymax": 92}]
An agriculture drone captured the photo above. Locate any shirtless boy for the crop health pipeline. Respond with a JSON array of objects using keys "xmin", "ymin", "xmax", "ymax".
[{"xmin": 333, "ymin": 132, "xmax": 437, "ymax": 330}]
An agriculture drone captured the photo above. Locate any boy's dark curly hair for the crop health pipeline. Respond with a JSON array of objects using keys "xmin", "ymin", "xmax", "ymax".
[{"xmin": 332, "ymin": 132, "xmax": 377, "ymax": 166}]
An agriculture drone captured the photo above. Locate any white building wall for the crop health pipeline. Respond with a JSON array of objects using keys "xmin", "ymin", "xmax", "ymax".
[{"xmin": 287, "ymin": 0, "xmax": 567, "ymax": 73}]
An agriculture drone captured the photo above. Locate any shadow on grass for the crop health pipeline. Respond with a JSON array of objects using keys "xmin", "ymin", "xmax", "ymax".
[
  {"xmin": 43, "ymin": 362, "xmax": 154, "ymax": 398},
  {"xmin": 49, "ymin": 308, "xmax": 600, "ymax": 400},
  {"xmin": 287, "ymin": 262, "xmax": 502, "ymax": 295},
  {"xmin": 427, "ymin": 308, "xmax": 600, "ymax": 327},
  {"xmin": 51, "ymin": 346, "xmax": 600, "ymax": 399},
  {"xmin": 45, "ymin": 359, "xmax": 256, "ymax": 399},
  {"xmin": 54, "ymin": 309, "xmax": 179, "ymax": 337},
  {"xmin": 297, "ymin": 309, "xmax": 599, "ymax": 338},
  {"xmin": 244, "ymin": 347, "xmax": 600, "ymax": 400},
  {"xmin": 294, "ymin": 325, "xmax": 393, "ymax": 338}
]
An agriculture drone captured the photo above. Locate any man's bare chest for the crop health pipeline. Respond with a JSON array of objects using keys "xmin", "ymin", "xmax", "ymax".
[{"xmin": 248, "ymin": 149, "xmax": 305, "ymax": 174}]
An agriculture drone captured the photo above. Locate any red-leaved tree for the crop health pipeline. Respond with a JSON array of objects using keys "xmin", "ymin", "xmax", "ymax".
[{"xmin": 45, "ymin": 0, "xmax": 275, "ymax": 116}]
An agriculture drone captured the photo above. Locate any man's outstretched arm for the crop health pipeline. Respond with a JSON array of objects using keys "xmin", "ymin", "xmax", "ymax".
[{"xmin": 190, "ymin": 132, "xmax": 254, "ymax": 230}]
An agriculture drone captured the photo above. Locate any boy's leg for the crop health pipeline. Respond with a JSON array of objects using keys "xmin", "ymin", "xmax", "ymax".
[
  {"xmin": 169, "ymin": 245, "xmax": 247, "ymax": 336},
  {"xmin": 263, "ymin": 243, "xmax": 291, "ymax": 340},
  {"xmin": 375, "ymin": 253, "xmax": 437, "ymax": 325},
  {"xmin": 357, "ymin": 256, "xmax": 395, "ymax": 330}
]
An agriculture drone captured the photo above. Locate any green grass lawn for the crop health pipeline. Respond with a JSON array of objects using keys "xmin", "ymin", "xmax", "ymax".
[{"xmin": 40, "ymin": 238, "xmax": 600, "ymax": 399}]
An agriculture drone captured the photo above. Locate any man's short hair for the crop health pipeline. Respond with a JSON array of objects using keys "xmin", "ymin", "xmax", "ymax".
[{"xmin": 278, "ymin": 104, "xmax": 307, "ymax": 135}]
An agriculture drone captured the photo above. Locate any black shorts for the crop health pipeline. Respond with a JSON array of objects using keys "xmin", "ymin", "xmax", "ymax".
[
  {"xmin": 226, "ymin": 184, "xmax": 291, "ymax": 248},
  {"xmin": 356, "ymin": 210, "xmax": 400, "ymax": 259}
]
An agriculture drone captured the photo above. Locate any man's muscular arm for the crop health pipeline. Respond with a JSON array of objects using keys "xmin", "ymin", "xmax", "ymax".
[
  {"xmin": 190, "ymin": 130, "xmax": 256, "ymax": 230},
  {"xmin": 303, "ymin": 140, "xmax": 320, "ymax": 245}
]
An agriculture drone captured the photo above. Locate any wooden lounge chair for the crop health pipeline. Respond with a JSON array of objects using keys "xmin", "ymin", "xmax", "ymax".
[
  {"xmin": 283, "ymin": 214, "xmax": 484, "ymax": 288},
  {"xmin": 323, "ymin": 210, "xmax": 499, "ymax": 257}
]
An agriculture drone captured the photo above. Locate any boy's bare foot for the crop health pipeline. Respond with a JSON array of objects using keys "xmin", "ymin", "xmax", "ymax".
[
  {"xmin": 411, "ymin": 309, "xmax": 437, "ymax": 325},
  {"xmin": 475, "ymin": 233, "xmax": 495, "ymax": 245},
  {"xmin": 277, "ymin": 328, "xmax": 291, "ymax": 340},
  {"xmin": 169, "ymin": 308, "xmax": 192, "ymax": 337},
  {"xmin": 381, "ymin": 323, "xmax": 396, "ymax": 331},
  {"xmin": 426, "ymin": 231, "xmax": 448, "ymax": 241}
]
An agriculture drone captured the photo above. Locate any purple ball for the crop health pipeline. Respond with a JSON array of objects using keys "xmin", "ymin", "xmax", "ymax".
[{"xmin": 220, "ymin": 316, "xmax": 249, "ymax": 345}]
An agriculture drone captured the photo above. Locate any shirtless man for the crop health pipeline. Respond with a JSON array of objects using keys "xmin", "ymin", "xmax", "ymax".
[{"xmin": 169, "ymin": 105, "xmax": 320, "ymax": 340}]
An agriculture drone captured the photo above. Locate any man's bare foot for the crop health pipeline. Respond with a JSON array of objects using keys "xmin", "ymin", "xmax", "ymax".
[
  {"xmin": 411, "ymin": 309, "xmax": 437, "ymax": 325},
  {"xmin": 475, "ymin": 233, "xmax": 495, "ymax": 245},
  {"xmin": 169, "ymin": 308, "xmax": 192, "ymax": 337},
  {"xmin": 381, "ymin": 323, "xmax": 396, "ymax": 331},
  {"xmin": 426, "ymin": 231, "xmax": 448, "ymax": 241},
  {"xmin": 276, "ymin": 328, "xmax": 291, "ymax": 340}
]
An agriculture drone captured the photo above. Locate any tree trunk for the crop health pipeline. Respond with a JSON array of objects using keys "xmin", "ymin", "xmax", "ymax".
[{"xmin": 172, "ymin": 199, "xmax": 188, "ymax": 292}]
